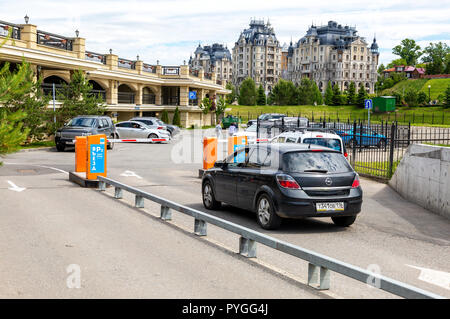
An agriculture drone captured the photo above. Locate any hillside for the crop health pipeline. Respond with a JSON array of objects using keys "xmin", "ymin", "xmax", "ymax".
[{"xmin": 382, "ymin": 78, "xmax": 450, "ymax": 100}]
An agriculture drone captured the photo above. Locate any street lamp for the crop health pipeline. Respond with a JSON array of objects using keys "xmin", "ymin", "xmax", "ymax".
[
  {"xmin": 24, "ymin": 14, "xmax": 29, "ymax": 24},
  {"xmin": 75, "ymin": 29, "xmax": 79, "ymax": 38},
  {"xmin": 428, "ymin": 84, "xmax": 431, "ymax": 103}
]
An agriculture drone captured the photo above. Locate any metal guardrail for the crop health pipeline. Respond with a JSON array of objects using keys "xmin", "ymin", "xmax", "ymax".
[{"xmin": 97, "ymin": 176, "xmax": 444, "ymax": 299}]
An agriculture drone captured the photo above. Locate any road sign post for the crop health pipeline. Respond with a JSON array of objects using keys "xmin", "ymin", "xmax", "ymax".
[
  {"xmin": 365, "ymin": 99, "xmax": 373, "ymax": 126},
  {"xmin": 86, "ymin": 134, "xmax": 107, "ymax": 180}
]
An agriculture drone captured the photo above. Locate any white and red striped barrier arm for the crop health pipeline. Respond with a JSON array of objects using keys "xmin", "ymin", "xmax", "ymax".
[{"xmin": 72, "ymin": 138, "xmax": 169, "ymax": 143}]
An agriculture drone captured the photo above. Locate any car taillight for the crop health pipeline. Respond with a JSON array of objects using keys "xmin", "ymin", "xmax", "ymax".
[
  {"xmin": 157, "ymin": 126, "xmax": 164, "ymax": 130},
  {"xmin": 352, "ymin": 175, "xmax": 360, "ymax": 188},
  {"xmin": 344, "ymin": 152, "xmax": 348, "ymax": 158},
  {"xmin": 276, "ymin": 174, "xmax": 301, "ymax": 189}
]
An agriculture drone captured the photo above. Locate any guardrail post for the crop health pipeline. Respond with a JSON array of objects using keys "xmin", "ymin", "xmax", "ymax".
[
  {"xmin": 194, "ymin": 219, "xmax": 207, "ymax": 236},
  {"xmin": 239, "ymin": 237, "xmax": 256, "ymax": 258},
  {"xmin": 135, "ymin": 195, "xmax": 144, "ymax": 208},
  {"xmin": 307, "ymin": 263, "xmax": 330, "ymax": 290},
  {"xmin": 160, "ymin": 206, "xmax": 172, "ymax": 220},
  {"xmin": 114, "ymin": 187, "xmax": 123, "ymax": 199},
  {"xmin": 98, "ymin": 181, "xmax": 106, "ymax": 191}
]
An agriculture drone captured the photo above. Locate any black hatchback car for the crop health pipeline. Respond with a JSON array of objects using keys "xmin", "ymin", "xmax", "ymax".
[{"xmin": 202, "ymin": 144, "xmax": 362, "ymax": 229}]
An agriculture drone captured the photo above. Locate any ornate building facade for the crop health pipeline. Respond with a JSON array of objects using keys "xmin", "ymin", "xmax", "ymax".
[
  {"xmin": 232, "ymin": 19, "xmax": 282, "ymax": 92},
  {"xmin": 287, "ymin": 21, "xmax": 379, "ymax": 93},
  {"xmin": 189, "ymin": 43, "xmax": 232, "ymax": 84}
]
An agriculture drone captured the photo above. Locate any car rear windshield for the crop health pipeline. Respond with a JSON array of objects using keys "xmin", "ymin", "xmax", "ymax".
[
  {"xmin": 302, "ymin": 138, "xmax": 342, "ymax": 152},
  {"xmin": 67, "ymin": 118, "xmax": 96, "ymax": 127},
  {"xmin": 283, "ymin": 151, "xmax": 352, "ymax": 173}
]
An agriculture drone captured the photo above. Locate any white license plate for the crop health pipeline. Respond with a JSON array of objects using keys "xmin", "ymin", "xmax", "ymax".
[{"xmin": 316, "ymin": 202, "xmax": 345, "ymax": 212}]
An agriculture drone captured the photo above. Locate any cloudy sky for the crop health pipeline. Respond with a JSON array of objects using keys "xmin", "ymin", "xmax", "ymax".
[{"xmin": 2, "ymin": 0, "xmax": 449, "ymax": 66}]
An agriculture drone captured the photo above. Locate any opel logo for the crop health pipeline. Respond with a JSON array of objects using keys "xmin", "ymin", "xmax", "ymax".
[{"xmin": 325, "ymin": 178, "xmax": 333, "ymax": 186}]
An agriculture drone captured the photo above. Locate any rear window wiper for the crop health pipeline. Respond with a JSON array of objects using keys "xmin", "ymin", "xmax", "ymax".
[{"xmin": 303, "ymin": 169, "xmax": 328, "ymax": 173}]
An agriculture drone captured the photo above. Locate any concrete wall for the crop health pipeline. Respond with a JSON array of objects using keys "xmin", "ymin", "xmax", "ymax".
[{"xmin": 389, "ymin": 144, "xmax": 450, "ymax": 219}]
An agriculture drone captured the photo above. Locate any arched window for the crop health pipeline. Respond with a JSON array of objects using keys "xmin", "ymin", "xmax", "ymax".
[
  {"xmin": 42, "ymin": 75, "xmax": 68, "ymax": 96},
  {"xmin": 142, "ymin": 87, "xmax": 156, "ymax": 104},
  {"xmin": 118, "ymin": 84, "xmax": 135, "ymax": 104}
]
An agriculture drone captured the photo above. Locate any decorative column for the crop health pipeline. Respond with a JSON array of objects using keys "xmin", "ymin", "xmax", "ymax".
[
  {"xmin": 105, "ymin": 53, "xmax": 118, "ymax": 71},
  {"xmin": 73, "ymin": 37, "xmax": 85, "ymax": 59},
  {"xmin": 135, "ymin": 84, "xmax": 143, "ymax": 105},
  {"xmin": 20, "ymin": 24, "xmax": 37, "ymax": 49},
  {"xmin": 106, "ymin": 79, "xmax": 118, "ymax": 104},
  {"xmin": 179, "ymin": 86, "xmax": 189, "ymax": 107},
  {"xmin": 155, "ymin": 86, "xmax": 162, "ymax": 105},
  {"xmin": 135, "ymin": 60, "xmax": 143, "ymax": 75}
]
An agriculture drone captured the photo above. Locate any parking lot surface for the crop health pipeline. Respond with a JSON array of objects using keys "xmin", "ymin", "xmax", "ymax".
[{"xmin": 1, "ymin": 130, "xmax": 449, "ymax": 298}]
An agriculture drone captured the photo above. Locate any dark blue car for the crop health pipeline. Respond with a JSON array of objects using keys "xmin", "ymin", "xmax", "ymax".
[{"xmin": 336, "ymin": 127, "xmax": 387, "ymax": 148}]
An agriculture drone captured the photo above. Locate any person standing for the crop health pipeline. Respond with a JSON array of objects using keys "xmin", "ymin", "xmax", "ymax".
[{"xmin": 215, "ymin": 120, "xmax": 222, "ymax": 138}]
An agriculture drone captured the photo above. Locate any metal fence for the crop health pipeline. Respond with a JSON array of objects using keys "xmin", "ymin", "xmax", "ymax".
[
  {"xmin": 97, "ymin": 176, "xmax": 444, "ymax": 299},
  {"xmin": 255, "ymin": 118, "xmax": 450, "ymax": 180}
]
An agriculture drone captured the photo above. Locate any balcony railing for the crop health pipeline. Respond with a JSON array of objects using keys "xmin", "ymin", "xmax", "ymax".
[
  {"xmin": 118, "ymin": 58, "xmax": 136, "ymax": 70},
  {"xmin": 204, "ymin": 72, "xmax": 212, "ymax": 80},
  {"xmin": 143, "ymin": 63, "xmax": 157, "ymax": 73},
  {"xmin": 41, "ymin": 83, "xmax": 63, "ymax": 96},
  {"xmin": 85, "ymin": 51, "xmax": 106, "ymax": 64},
  {"xmin": 189, "ymin": 69, "xmax": 199, "ymax": 77},
  {"xmin": 162, "ymin": 66, "xmax": 180, "ymax": 75},
  {"xmin": 88, "ymin": 90, "xmax": 106, "ymax": 100},
  {"xmin": 0, "ymin": 20, "xmax": 21, "ymax": 40},
  {"xmin": 142, "ymin": 94, "xmax": 156, "ymax": 104},
  {"xmin": 216, "ymin": 79, "xmax": 222, "ymax": 85},
  {"xmin": 163, "ymin": 97, "xmax": 179, "ymax": 106},
  {"xmin": 37, "ymin": 30, "xmax": 73, "ymax": 51},
  {"xmin": 118, "ymin": 92, "xmax": 135, "ymax": 104}
]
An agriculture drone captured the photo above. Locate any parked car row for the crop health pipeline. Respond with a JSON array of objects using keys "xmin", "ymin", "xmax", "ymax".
[{"xmin": 55, "ymin": 115, "xmax": 179, "ymax": 152}]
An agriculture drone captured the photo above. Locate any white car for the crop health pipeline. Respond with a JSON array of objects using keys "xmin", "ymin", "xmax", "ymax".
[
  {"xmin": 233, "ymin": 124, "xmax": 259, "ymax": 143},
  {"xmin": 270, "ymin": 130, "xmax": 347, "ymax": 157},
  {"xmin": 115, "ymin": 121, "xmax": 171, "ymax": 141}
]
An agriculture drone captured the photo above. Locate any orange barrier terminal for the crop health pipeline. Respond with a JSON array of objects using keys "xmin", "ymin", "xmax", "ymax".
[
  {"xmin": 228, "ymin": 135, "xmax": 248, "ymax": 156},
  {"xmin": 75, "ymin": 136, "xmax": 87, "ymax": 172},
  {"xmin": 203, "ymin": 137, "xmax": 218, "ymax": 170},
  {"xmin": 86, "ymin": 134, "xmax": 107, "ymax": 180}
]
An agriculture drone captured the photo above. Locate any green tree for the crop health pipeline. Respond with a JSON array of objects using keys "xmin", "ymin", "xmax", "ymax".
[
  {"xmin": 256, "ymin": 84, "xmax": 266, "ymax": 105},
  {"xmin": 269, "ymin": 79, "xmax": 297, "ymax": 105},
  {"xmin": 392, "ymin": 39, "xmax": 422, "ymax": 65},
  {"xmin": 356, "ymin": 84, "xmax": 368, "ymax": 107},
  {"xmin": 238, "ymin": 77, "xmax": 257, "ymax": 105},
  {"xmin": 417, "ymin": 92, "xmax": 428, "ymax": 105},
  {"xmin": 346, "ymin": 81, "xmax": 356, "ymax": 104},
  {"xmin": 332, "ymin": 83, "xmax": 342, "ymax": 105},
  {"xmin": 312, "ymin": 81, "xmax": 323, "ymax": 105},
  {"xmin": 422, "ymin": 42, "xmax": 450, "ymax": 75},
  {"xmin": 172, "ymin": 106, "xmax": 181, "ymax": 126},
  {"xmin": 444, "ymin": 85, "xmax": 450, "ymax": 109},
  {"xmin": 386, "ymin": 58, "xmax": 408, "ymax": 68},
  {"xmin": 297, "ymin": 78, "xmax": 314, "ymax": 105},
  {"xmin": 199, "ymin": 97, "xmax": 212, "ymax": 115},
  {"xmin": 215, "ymin": 97, "xmax": 228, "ymax": 122},
  {"xmin": 324, "ymin": 81, "xmax": 333, "ymax": 105},
  {"xmin": 404, "ymin": 89, "xmax": 418, "ymax": 106},
  {"xmin": 225, "ymin": 82, "xmax": 237, "ymax": 104},
  {"xmin": 377, "ymin": 64, "xmax": 385, "ymax": 74},
  {"xmin": 161, "ymin": 110, "xmax": 169, "ymax": 123},
  {"xmin": 51, "ymin": 70, "xmax": 105, "ymax": 134}
]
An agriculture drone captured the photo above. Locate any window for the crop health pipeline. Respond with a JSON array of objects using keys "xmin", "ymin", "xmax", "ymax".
[
  {"xmin": 116, "ymin": 122, "xmax": 133, "ymax": 128},
  {"xmin": 225, "ymin": 147, "xmax": 248, "ymax": 166},
  {"xmin": 282, "ymin": 151, "xmax": 351, "ymax": 173},
  {"xmin": 247, "ymin": 147, "xmax": 270, "ymax": 167},
  {"xmin": 302, "ymin": 138, "xmax": 342, "ymax": 152}
]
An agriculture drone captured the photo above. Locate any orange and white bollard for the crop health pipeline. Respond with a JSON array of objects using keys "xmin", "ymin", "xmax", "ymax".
[{"xmin": 203, "ymin": 137, "xmax": 218, "ymax": 170}]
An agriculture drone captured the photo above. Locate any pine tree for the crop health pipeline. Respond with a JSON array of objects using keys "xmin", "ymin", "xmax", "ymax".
[
  {"xmin": 238, "ymin": 77, "xmax": 257, "ymax": 105},
  {"xmin": 269, "ymin": 79, "xmax": 297, "ymax": 105},
  {"xmin": 225, "ymin": 82, "xmax": 236, "ymax": 104},
  {"xmin": 312, "ymin": 81, "xmax": 323, "ymax": 105},
  {"xmin": 161, "ymin": 110, "xmax": 169, "ymax": 123},
  {"xmin": 172, "ymin": 106, "xmax": 181, "ymax": 126},
  {"xmin": 332, "ymin": 83, "xmax": 342, "ymax": 105},
  {"xmin": 256, "ymin": 84, "xmax": 266, "ymax": 105},
  {"xmin": 297, "ymin": 78, "xmax": 314, "ymax": 105},
  {"xmin": 356, "ymin": 84, "xmax": 368, "ymax": 107},
  {"xmin": 444, "ymin": 85, "xmax": 450, "ymax": 108},
  {"xmin": 346, "ymin": 81, "xmax": 356, "ymax": 105},
  {"xmin": 324, "ymin": 81, "xmax": 333, "ymax": 105},
  {"xmin": 50, "ymin": 70, "xmax": 105, "ymax": 134}
]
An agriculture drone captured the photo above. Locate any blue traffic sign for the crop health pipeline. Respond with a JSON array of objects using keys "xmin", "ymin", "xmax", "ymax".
[
  {"xmin": 90, "ymin": 143, "xmax": 105, "ymax": 173},
  {"xmin": 364, "ymin": 99, "xmax": 373, "ymax": 109},
  {"xmin": 189, "ymin": 91, "xmax": 197, "ymax": 100}
]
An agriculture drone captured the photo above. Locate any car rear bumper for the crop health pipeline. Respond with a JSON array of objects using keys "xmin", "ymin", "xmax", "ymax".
[{"xmin": 275, "ymin": 194, "xmax": 362, "ymax": 218}]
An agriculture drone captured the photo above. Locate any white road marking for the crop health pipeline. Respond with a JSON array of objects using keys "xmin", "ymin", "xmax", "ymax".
[
  {"xmin": 7, "ymin": 180, "xmax": 26, "ymax": 192},
  {"xmin": 120, "ymin": 170, "xmax": 143, "ymax": 179},
  {"xmin": 407, "ymin": 265, "xmax": 450, "ymax": 290}
]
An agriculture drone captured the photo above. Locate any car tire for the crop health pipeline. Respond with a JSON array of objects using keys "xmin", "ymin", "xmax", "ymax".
[
  {"xmin": 202, "ymin": 181, "xmax": 221, "ymax": 210},
  {"xmin": 107, "ymin": 134, "xmax": 115, "ymax": 150},
  {"xmin": 377, "ymin": 139, "xmax": 387, "ymax": 149},
  {"xmin": 56, "ymin": 142, "xmax": 65, "ymax": 152},
  {"xmin": 348, "ymin": 139, "xmax": 357, "ymax": 149},
  {"xmin": 331, "ymin": 215, "xmax": 356, "ymax": 227},
  {"xmin": 256, "ymin": 194, "xmax": 282, "ymax": 230}
]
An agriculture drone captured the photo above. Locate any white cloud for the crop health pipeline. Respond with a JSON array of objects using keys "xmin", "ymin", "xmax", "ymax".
[{"xmin": 1, "ymin": 0, "xmax": 449, "ymax": 65}]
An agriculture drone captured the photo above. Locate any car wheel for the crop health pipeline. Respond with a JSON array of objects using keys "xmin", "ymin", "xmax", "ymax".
[
  {"xmin": 256, "ymin": 194, "xmax": 281, "ymax": 230},
  {"xmin": 56, "ymin": 142, "xmax": 65, "ymax": 152},
  {"xmin": 377, "ymin": 139, "xmax": 387, "ymax": 149},
  {"xmin": 331, "ymin": 215, "xmax": 356, "ymax": 227},
  {"xmin": 348, "ymin": 139, "xmax": 357, "ymax": 149},
  {"xmin": 107, "ymin": 134, "xmax": 115, "ymax": 150},
  {"xmin": 202, "ymin": 181, "xmax": 221, "ymax": 210}
]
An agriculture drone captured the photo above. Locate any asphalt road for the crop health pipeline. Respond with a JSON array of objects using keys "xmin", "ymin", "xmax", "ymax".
[{"xmin": 1, "ymin": 130, "xmax": 449, "ymax": 298}]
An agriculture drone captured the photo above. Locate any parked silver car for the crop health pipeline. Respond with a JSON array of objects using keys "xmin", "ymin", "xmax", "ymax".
[
  {"xmin": 115, "ymin": 121, "xmax": 170, "ymax": 141},
  {"xmin": 130, "ymin": 117, "xmax": 180, "ymax": 136}
]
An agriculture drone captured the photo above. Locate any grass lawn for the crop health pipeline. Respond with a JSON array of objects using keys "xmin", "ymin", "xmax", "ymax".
[
  {"xmin": 382, "ymin": 79, "xmax": 428, "ymax": 96},
  {"xmin": 19, "ymin": 140, "xmax": 55, "ymax": 149},
  {"xmin": 227, "ymin": 105, "xmax": 450, "ymax": 125},
  {"xmin": 418, "ymin": 78, "xmax": 450, "ymax": 100},
  {"xmin": 354, "ymin": 160, "xmax": 400, "ymax": 179}
]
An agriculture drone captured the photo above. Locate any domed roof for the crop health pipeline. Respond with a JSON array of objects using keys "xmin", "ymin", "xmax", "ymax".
[{"xmin": 371, "ymin": 37, "xmax": 379, "ymax": 50}]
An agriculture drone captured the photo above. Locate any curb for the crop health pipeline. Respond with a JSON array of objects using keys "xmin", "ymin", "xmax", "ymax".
[{"xmin": 18, "ymin": 147, "xmax": 55, "ymax": 153}]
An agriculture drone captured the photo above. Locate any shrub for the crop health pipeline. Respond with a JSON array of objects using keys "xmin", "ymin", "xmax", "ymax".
[
  {"xmin": 172, "ymin": 106, "xmax": 181, "ymax": 126},
  {"xmin": 161, "ymin": 110, "xmax": 169, "ymax": 123}
]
